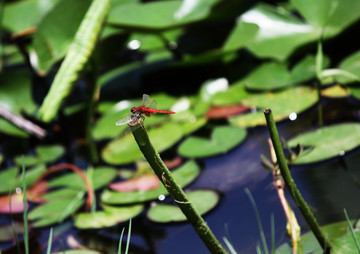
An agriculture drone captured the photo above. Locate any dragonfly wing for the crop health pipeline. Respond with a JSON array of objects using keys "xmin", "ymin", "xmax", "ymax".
[
  {"xmin": 115, "ymin": 113, "xmax": 134, "ymax": 126},
  {"xmin": 142, "ymin": 94, "xmax": 151, "ymax": 107},
  {"xmin": 149, "ymin": 99, "xmax": 157, "ymax": 110}
]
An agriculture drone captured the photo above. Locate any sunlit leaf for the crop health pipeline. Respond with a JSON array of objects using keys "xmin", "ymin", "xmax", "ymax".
[
  {"xmin": 74, "ymin": 204, "xmax": 143, "ymax": 229},
  {"xmin": 336, "ymin": 50, "xmax": 360, "ymax": 84},
  {"xmin": 108, "ymin": 0, "xmax": 221, "ymax": 31},
  {"xmin": 229, "ymin": 86, "xmax": 317, "ymax": 127},
  {"xmin": 178, "ymin": 126, "xmax": 246, "ymax": 158},
  {"xmin": 211, "ymin": 81, "xmax": 251, "ymax": 106},
  {"xmin": 222, "ymin": 21, "xmax": 259, "ymax": 52},
  {"xmin": 31, "ymin": 0, "xmax": 92, "ymax": 73},
  {"xmin": 147, "ymin": 189, "xmax": 220, "ymax": 223},
  {"xmin": 102, "ymin": 122, "xmax": 183, "ymax": 165},
  {"xmin": 2, "ymin": 0, "xmax": 60, "ymax": 34},
  {"xmin": 101, "ymin": 160, "xmax": 200, "ymax": 205},
  {"xmin": 288, "ymin": 123, "xmax": 360, "ymax": 164},
  {"xmin": 321, "ymin": 85, "xmax": 349, "ymax": 98}
]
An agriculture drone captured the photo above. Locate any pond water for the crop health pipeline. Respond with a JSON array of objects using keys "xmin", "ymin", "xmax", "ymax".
[{"xmin": 2, "ymin": 98, "xmax": 360, "ymax": 254}]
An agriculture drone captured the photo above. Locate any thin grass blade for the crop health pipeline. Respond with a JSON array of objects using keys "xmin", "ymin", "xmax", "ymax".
[
  {"xmin": 117, "ymin": 227, "xmax": 125, "ymax": 254},
  {"xmin": 245, "ymin": 188, "xmax": 269, "ymax": 254},
  {"xmin": 125, "ymin": 218, "xmax": 132, "ymax": 254},
  {"xmin": 46, "ymin": 228, "xmax": 53, "ymax": 254},
  {"xmin": 344, "ymin": 208, "xmax": 360, "ymax": 252},
  {"xmin": 22, "ymin": 157, "xmax": 29, "ymax": 254}
]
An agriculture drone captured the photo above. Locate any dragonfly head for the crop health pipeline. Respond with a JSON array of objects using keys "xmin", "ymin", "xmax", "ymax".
[{"xmin": 130, "ymin": 107, "xmax": 137, "ymax": 113}]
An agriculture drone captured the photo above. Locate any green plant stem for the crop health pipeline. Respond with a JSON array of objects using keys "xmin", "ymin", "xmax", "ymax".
[
  {"xmin": 21, "ymin": 158, "xmax": 29, "ymax": 254},
  {"xmin": 131, "ymin": 124, "xmax": 227, "ymax": 254},
  {"xmin": 263, "ymin": 109, "xmax": 331, "ymax": 253}
]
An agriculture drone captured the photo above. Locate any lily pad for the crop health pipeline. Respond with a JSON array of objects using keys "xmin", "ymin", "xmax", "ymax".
[
  {"xmin": 14, "ymin": 145, "xmax": 65, "ymax": 166},
  {"xmin": 28, "ymin": 194, "xmax": 85, "ymax": 227},
  {"xmin": 47, "ymin": 166, "xmax": 117, "ymax": 191},
  {"xmin": 102, "ymin": 122, "xmax": 183, "ymax": 165},
  {"xmin": 0, "ymin": 165, "xmax": 46, "ymax": 194},
  {"xmin": 336, "ymin": 50, "xmax": 360, "ymax": 84},
  {"xmin": 211, "ymin": 81, "xmax": 251, "ymax": 106},
  {"xmin": 205, "ymin": 105, "xmax": 249, "ymax": 119},
  {"xmin": 147, "ymin": 189, "xmax": 220, "ymax": 223},
  {"xmin": 107, "ymin": 0, "xmax": 221, "ymax": 31},
  {"xmin": 178, "ymin": 126, "xmax": 246, "ymax": 158},
  {"xmin": 101, "ymin": 160, "xmax": 200, "ymax": 205},
  {"xmin": 74, "ymin": 204, "xmax": 143, "ymax": 229},
  {"xmin": 288, "ymin": 123, "xmax": 360, "ymax": 164},
  {"xmin": 229, "ymin": 86, "xmax": 317, "ymax": 128},
  {"xmin": 245, "ymin": 62, "xmax": 292, "ymax": 90}
]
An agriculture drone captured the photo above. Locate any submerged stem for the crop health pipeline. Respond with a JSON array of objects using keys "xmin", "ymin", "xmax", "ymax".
[
  {"xmin": 130, "ymin": 124, "xmax": 227, "ymax": 254},
  {"xmin": 263, "ymin": 109, "xmax": 331, "ymax": 253}
]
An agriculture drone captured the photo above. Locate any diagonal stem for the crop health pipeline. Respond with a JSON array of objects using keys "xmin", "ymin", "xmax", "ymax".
[{"xmin": 263, "ymin": 109, "xmax": 331, "ymax": 253}]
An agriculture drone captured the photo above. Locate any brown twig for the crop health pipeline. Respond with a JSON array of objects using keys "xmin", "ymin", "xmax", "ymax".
[{"xmin": 0, "ymin": 105, "xmax": 46, "ymax": 138}]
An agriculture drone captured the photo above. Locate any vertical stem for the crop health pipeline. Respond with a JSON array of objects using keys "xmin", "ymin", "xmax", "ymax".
[
  {"xmin": 263, "ymin": 109, "xmax": 331, "ymax": 253},
  {"xmin": 131, "ymin": 124, "xmax": 227, "ymax": 254},
  {"xmin": 21, "ymin": 157, "xmax": 29, "ymax": 254}
]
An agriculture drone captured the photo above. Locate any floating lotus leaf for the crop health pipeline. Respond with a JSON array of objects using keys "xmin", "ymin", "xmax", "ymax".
[
  {"xmin": 74, "ymin": 204, "xmax": 143, "ymax": 229},
  {"xmin": 107, "ymin": 0, "xmax": 221, "ymax": 31},
  {"xmin": 229, "ymin": 86, "xmax": 317, "ymax": 128},
  {"xmin": 14, "ymin": 145, "xmax": 65, "ymax": 166},
  {"xmin": 101, "ymin": 160, "xmax": 200, "ymax": 205},
  {"xmin": 47, "ymin": 166, "xmax": 117, "ymax": 191},
  {"xmin": 147, "ymin": 189, "xmax": 220, "ymax": 223},
  {"xmin": 178, "ymin": 126, "xmax": 246, "ymax": 158},
  {"xmin": 102, "ymin": 122, "xmax": 183, "ymax": 165},
  {"xmin": 288, "ymin": 123, "xmax": 360, "ymax": 164},
  {"xmin": 28, "ymin": 195, "xmax": 85, "ymax": 227}
]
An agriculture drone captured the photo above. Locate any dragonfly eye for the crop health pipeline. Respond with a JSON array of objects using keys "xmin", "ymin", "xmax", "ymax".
[{"xmin": 130, "ymin": 107, "xmax": 136, "ymax": 113}]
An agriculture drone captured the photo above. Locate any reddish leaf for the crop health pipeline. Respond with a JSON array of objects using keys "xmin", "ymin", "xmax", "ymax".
[
  {"xmin": 163, "ymin": 156, "xmax": 182, "ymax": 169},
  {"xmin": 0, "ymin": 193, "xmax": 26, "ymax": 213},
  {"xmin": 27, "ymin": 180, "xmax": 48, "ymax": 203},
  {"xmin": 110, "ymin": 174, "xmax": 160, "ymax": 192},
  {"xmin": 205, "ymin": 105, "xmax": 250, "ymax": 119}
]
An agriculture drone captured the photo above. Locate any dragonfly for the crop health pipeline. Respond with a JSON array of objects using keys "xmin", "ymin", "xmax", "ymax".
[{"xmin": 116, "ymin": 94, "xmax": 176, "ymax": 127}]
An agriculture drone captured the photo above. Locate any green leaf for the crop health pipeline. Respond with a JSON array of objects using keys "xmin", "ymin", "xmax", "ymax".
[
  {"xmin": 290, "ymin": 55, "xmax": 330, "ymax": 84},
  {"xmin": 332, "ymin": 231, "xmax": 360, "ymax": 254},
  {"xmin": 229, "ymin": 86, "xmax": 317, "ymax": 128},
  {"xmin": 74, "ymin": 204, "xmax": 143, "ymax": 229},
  {"xmin": 222, "ymin": 21, "xmax": 259, "ymax": 52},
  {"xmin": 2, "ymin": 0, "xmax": 60, "ymax": 34},
  {"xmin": 47, "ymin": 167, "xmax": 117, "ymax": 191},
  {"xmin": 245, "ymin": 62, "xmax": 292, "ymax": 90},
  {"xmin": 108, "ymin": 0, "xmax": 220, "ymax": 31},
  {"xmin": 0, "ymin": 167, "xmax": 18, "ymax": 193},
  {"xmin": 101, "ymin": 160, "xmax": 200, "ymax": 205},
  {"xmin": 147, "ymin": 189, "xmax": 220, "ymax": 223},
  {"xmin": 14, "ymin": 145, "xmax": 65, "ymax": 166},
  {"xmin": 288, "ymin": 123, "xmax": 360, "ymax": 164},
  {"xmin": 102, "ymin": 122, "xmax": 183, "ymax": 165},
  {"xmin": 211, "ymin": 81, "xmax": 250, "ymax": 106},
  {"xmin": 277, "ymin": 220, "xmax": 350, "ymax": 254},
  {"xmin": 28, "ymin": 195, "xmax": 85, "ymax": 227},
  {"xmin": 31, "ymin": 0, "xmax": 92, "ymax": 73},
  {"xmin": 240, "ymin": 4, "xmax": 318, "ymax": 61},
  {"xmin": 0, "ymin": 70, "xmax": 37, "ymax": 137},
  {"xmin": 37, "ymin": 0, "xmax": 112, "ymax": 122},
  {"xmin": 336, "ymin": 50, "xmax": 360, "ymax": 84},
  {"xmin": 178, "ymin": 126, "xmax": 246, "ymax": 158}
]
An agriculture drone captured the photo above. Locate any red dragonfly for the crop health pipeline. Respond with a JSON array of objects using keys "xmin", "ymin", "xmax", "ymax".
[{"xmin": 116, "ymin": 94, "xmax": 176, "ymax": 127}]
